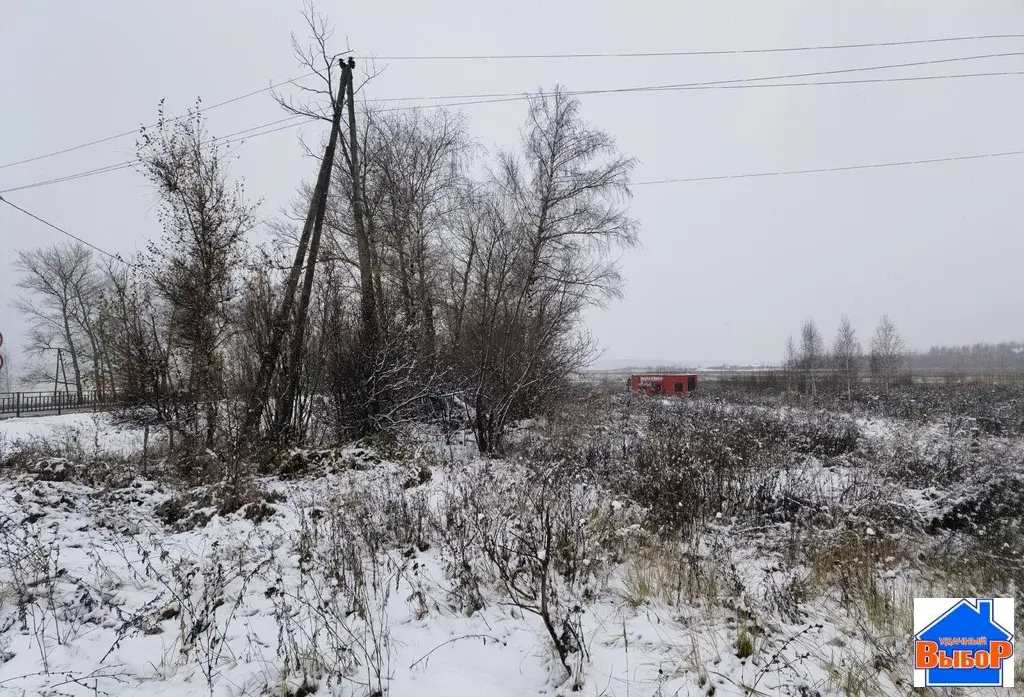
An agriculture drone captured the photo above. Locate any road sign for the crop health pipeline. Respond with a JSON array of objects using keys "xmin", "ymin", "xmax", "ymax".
[
  {"xmin": 0, "ymin": 331, "xmax": 4, "ymax": 348},
  {"xmin": 0, "ymin": 354, "xmax": 5, "ymax": 372}
]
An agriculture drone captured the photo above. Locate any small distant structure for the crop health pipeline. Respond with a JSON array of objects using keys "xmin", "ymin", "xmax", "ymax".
[{"xmin": 628, "ymin": 373, "xmax": 698, "ymax": 396}]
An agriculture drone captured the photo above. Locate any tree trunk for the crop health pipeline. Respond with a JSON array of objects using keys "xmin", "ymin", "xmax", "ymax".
[
  {"xmin": 142, "ymin": 424, "xmax": 150, "ymax": 477},
  {"xmin": 474, "ymin": 392, "xmax": 491, "ymax": 454},
  {"xmin": 61, "ymin": 301, "xmax": 84, "ymax": 402}
]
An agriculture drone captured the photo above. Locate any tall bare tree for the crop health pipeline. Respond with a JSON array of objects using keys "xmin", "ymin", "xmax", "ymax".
[
  {"xmin": 138, "ymin": 101, "xmax": 255, "ymax": 449},
  {"xmin": 799, "ymin": 317, "xmax": 825, "ymax": 399},
  {"xmin": 454, "ymin": 88, "xmax": 638, "ymax": 452},
  {"xmin": 371, "ymin": 108, "xmax": 472, "ymax": 361},
  {"xmin": 303, "ymin": 99, "xmax": 475, "ymax": 437},
  {"xmin": 832, "ymin": 314, "xmax": 862, "ymax": 400},
  {"xmin": 12, "ymin": 242, "xmax": 102, "ymax": 399},
  {"xmin": 323, "ymin": 109, "xmax": 470, "ymax": 339},
  {"xmin": 870, "ymin": 314, "xmax": 906, "ymax": 395}
]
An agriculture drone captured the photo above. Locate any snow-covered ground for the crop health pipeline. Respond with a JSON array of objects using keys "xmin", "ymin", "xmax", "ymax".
[
  {"xmin": 0, "ymin": 472, "xmax": 872, "ymax": 697},
  {"xmin": 0, "ymin": 409, "xmax": 1019, "ymax": 696},
  {"xmin": 0, "ymin": 412, "xmax": 148, "ymax": 458}
]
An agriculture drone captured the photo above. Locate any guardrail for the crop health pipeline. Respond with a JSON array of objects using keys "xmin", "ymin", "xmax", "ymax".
[{"xmin": 0, "ymin": 390, "xmax": 120, "ymax": 418}]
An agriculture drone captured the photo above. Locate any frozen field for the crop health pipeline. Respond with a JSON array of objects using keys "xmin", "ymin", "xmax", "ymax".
[{"xmin": 0, "ymin": 397, "xmax": 1020, "ymax": 696}]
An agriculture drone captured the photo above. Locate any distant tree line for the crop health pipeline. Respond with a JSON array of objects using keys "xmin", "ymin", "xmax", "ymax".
[{"xmin": 908, "ymin": 341, "xmax": 1024, "ymax": 376}]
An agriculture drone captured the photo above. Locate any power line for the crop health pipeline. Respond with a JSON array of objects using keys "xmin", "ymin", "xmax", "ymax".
[
  {"xmin": 0, "ymin": 139, "xmax": 250, "ymax": 261},
  {"xmin": 0, "ymin": 194, "xmax": 123, "ymax": 261},
  {"xmin": 0, "ymin": 72, "xmax": 317, "ymax": 171},
  {"xmin": 632, "ymin": 148, "xmax": 1024, "ymax": 185},
  {"xmin": 5, "ymin": 56, "xmax": 1024, "ymax": 195},
  {"xmin": 3, "ymin": 68, "xmax": 1020, "ymax": 195},
  {"xmin": 363, "ymin": 33, "xmax": 1024, "ymax": 60},
  {"xmin": 4, "ymin": 147, "xmax": 1023, "ymax": 262},
  {"xmin": 364, "ymin": 50, "xmax": 1024, "ymax": 103},
  {"xmin": 620, "ymin": 70, "xmax": 1024, "ymax": 92},
  {"xmin": 636, "ymin": 50, "xmax": 1024, "ymax": 93},
  {"xmin": 0, "ymin": 162, "xmax": 137, "ymax": 194},
  {"xmin": 4, "ymin": 45, "xmax": 1023, "ymax": 173},
  {"xmin": 0, "ymin": 116, "xmax": 313, "ymax": 195},
  {"xmin": 348, "ymin": 68, "xmax": 1024, "ymax": 116}
]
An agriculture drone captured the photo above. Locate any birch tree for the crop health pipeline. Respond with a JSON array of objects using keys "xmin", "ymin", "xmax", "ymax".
[
  {"xmin": 871, "ymin": 314, "xmax": 906, "ymax": 395},
  {"xmin": 799, "ymin": 318, "xmax": 825, "ymax": 399},
  {"xmin": 832, "ymin": 314, "xmax": 862, "ymax": 400},
  {"xmin": 784, "ymin": 335, "xmax": 797, "ymax": 392}
]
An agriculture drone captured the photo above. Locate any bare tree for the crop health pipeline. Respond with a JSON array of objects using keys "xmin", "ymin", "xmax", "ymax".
[
  {"xmin": 832, "ymin": 314, "xmax": 862, "ymax": 400},
  {"xmin": 281, "ymin": 89, "xmax": 476, "ymax": 439},
  {"xmin": 783, "ymin": 335, "xmax": 797, "ymax": 392},
  {"xmin": 100, "ymin": 261, "xmax": 175, "ymax": 449},
  {"xmin": 454, "ymin": 88, "xmax": 639, "ymax": 452},
  {"xmin": 799, "ymin": 317, "xmax": 825, "ymax": 399},
  {"xmin": 12, "ymin": 242, "xmax": 102, "ymax": 399},
  {"xmin": 870, "ymin": 314, "xmax": 906, "ymax": 395},
  {"xmin": 371, "ymin": 108, "xmax": 472, "ymax": 362},
  {"xmin": 138, "ymin": 101, "xmax": 255, "ymax": 449},
  {"xmin": 273, "ymin": 1, "xmax": 350, "ymax": 123}
]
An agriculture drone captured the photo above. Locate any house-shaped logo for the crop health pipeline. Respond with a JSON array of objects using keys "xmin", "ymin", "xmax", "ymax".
[{"xmin": 914, "ymin": 597, "xmax": 1015, "ymax": 687}]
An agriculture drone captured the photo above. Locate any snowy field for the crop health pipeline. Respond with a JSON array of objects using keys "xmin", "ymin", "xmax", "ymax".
[
  {"xmin": 0, "ymin": 396, "xmax": 1021, "ymax": 696},
  {"xmin": 0, "ymin": 413, "xmax": 148, "ymax": 458}
]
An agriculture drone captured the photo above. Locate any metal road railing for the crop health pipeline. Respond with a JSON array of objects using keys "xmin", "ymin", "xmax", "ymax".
[{"xmin": 0, "ymin": 390, "xmax": 120, "ymax": 418}]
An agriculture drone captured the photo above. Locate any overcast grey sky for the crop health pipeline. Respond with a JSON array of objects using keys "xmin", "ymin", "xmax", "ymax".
[{"xmin": 2, "ymin": 0, "xmax": 1023, "ymax": 372}]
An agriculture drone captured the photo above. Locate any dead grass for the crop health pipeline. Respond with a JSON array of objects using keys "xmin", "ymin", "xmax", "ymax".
[{"xmin": 619, "ymin": 538, "xmax": 724, "ymax": 610}]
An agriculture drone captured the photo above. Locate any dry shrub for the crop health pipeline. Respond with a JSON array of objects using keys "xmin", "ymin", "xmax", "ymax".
[
  {"xmin": 526, "ymin": 400, "xmax": 866, "ymax": 537},
  {"xmin": 589, "ymin": 403, "xmax": 789, "ymax": 534},
  {"xmin": 154, "ymin": 466, "xmax": 284, "ymax": 531},
  {"xmin": 269, "ymin": 476, "xmax": 431, "ymax": 696},
  {"xmin": 436, "ymin": 460, "xmax": 641, "ymax": 686},
  {"xmin": 0, "ymin": 434, "xmax": 138, "ymax": 488}
]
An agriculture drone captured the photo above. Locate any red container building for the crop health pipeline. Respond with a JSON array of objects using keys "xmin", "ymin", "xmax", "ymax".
[{"xmin": 629, "ymin": 373, "xmax": 698, "ymax": 396}]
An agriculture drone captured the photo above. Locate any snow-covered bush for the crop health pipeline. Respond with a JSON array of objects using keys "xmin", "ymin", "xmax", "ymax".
[
  {"xmin": 268, "ymin": 476, "xmax": 433, "ymax": 696},
  {"xmin": 436, "ymin": 460, "xmax": 640, "ymax": 689}
]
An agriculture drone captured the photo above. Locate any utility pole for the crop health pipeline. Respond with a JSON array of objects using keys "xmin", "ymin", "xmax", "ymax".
[
  {"xmin": 51, "ymin": 346, "xmax": 70, "ymax": 412},
  {"xmin": 274, "ymin": 57, "xmax": 356, "ymax": 438},
  {"xmin": 53, "ymin": 347, "xmax": 62, "ymax": 397},
  {"xmin": 242, "ymin": 58, "xmax": 350, "ymax": 440},
  {"xmin": 345, "ymin": 58, "xmax": 376, "ymax": 346}
]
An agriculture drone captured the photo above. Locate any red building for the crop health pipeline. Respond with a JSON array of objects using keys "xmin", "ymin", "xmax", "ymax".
[{"xmin": 629, "ymin": 373, "xmax": 698, "ymax": 396}]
